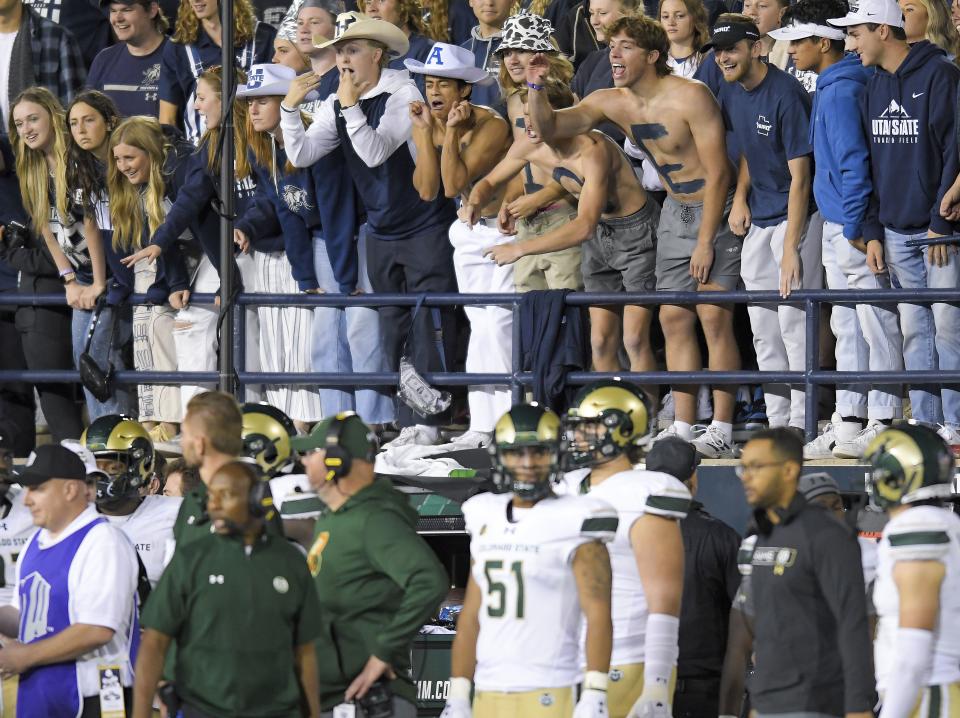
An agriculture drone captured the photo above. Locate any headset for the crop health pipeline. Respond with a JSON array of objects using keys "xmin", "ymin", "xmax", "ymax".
[
  {"xmin": 242, "ymin": 462, "xmax": 275, "ymax": 520},
  {"xmin": 323, "ymin": 412, "xmax": 376, "ymax": 482}
]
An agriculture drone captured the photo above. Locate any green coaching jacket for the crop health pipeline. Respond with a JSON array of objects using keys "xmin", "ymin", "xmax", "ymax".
[{"xmin": 307, "ymin": 477, "xmax": 448, "ymax": 711}]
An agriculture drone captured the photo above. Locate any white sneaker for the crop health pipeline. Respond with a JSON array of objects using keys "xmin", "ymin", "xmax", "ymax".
[
  {"xmin": 803, "ymin": 422, "xmax": 836, "ymax": 460},
  {"xmin": 691, "ymin": 424, "xmax": 736, "ymax": 458},
  {"xmin": 450, "ymin": 430, "xmax": 492, "ymax": 449},
  {"xmin": 937, "ymin": 424, "xmax": 960, "ymax": 448},
  {"xmin": 833, "ymin": 420, "xmax": 885, "ymax": 459},
  {"xmin": 650, "ymin": 423, "xmax": 684, "ymax": 445},
  {"xmin": 381, "ymin": 425, "xmax": 439, "ymax": 450}
]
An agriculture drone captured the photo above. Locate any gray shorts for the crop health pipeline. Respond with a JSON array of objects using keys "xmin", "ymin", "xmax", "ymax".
[
  {"xmin": 655, "ymin": 191, "xmax": 741, "ymax": 291},
  {"xmin": 582, "ymin": 200, "xmax": 659, "ymax": 292}
]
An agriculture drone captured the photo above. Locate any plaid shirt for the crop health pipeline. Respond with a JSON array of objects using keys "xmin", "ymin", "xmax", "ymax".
[{"xmin": 26, "ymin": 4, "xmax": 86, "ymax": 106}]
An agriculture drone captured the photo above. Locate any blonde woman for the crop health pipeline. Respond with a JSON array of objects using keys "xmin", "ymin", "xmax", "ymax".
[
  {"xmin": 900, "ymin": 0, "xmax": 960, "ymax": 57},
  {"xmin": 659, "ymin": 0, "xmax": 709, "ymax": 77},
  {"xmin": 6, "ymin": 88, "xmax": 85, "ymax": 440},
  {"xmin": 158, "ymin": 0, "xmax": 276, "ymax": 143},
  {"xmin": 106, "ymin": 117, "xmax": 196, "ymax": 439}
]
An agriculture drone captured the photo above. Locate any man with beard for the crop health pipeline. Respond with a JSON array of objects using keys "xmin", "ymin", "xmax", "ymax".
[{"xmin": 133, "ymin": 461, "xmax": 322, "ymax": 718}]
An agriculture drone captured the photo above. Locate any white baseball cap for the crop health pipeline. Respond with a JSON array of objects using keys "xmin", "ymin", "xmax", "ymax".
[
  {"xmin": 404, "ymin": 43, "xmax": 489, "ymax": 83},
  {"xmin": 828, "ymin": 0, "xmax": 904, "ymax": 28},
  {"xmin": 768, "ymin": 21, "xmax": 846, "ymax": 41},
  {"xmin": 238, "ymin": 63, "xmax": 319, "ymax": 101}
]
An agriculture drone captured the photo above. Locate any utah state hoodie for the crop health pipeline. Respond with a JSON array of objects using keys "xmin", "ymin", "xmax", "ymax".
[
  {"xmin": 861, "ymin": 40, "xmax": 960, "ymax": 238},
  {"xmin": 811, "ymin": 54, "xmax": 872, "ymax": 241}
]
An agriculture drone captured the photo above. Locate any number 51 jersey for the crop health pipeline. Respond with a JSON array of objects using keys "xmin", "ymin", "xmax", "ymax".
[{"xmin": 462, "ymin": 491, "xmax": 618, "ymax": 693}]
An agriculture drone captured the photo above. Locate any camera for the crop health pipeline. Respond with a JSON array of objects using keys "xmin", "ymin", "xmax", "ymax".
[
  {"xmin": 357, "ymin": 680, "xmax": 393, "ymax": 718},
  {"xmin": 2, "ymin": 221, "xmax": 28, "ymax": 250}
]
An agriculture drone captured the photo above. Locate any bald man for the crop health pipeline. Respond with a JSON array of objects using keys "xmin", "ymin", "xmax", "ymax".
[{"xmin": 134, "ymin": 461, "xmax": 322, "ymax": 718}]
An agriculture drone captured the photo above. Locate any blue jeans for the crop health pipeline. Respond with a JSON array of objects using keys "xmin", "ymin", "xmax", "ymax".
[
  {"xmin": 71, "ymin": 291, "xmax": 135, "ymax": 421},
  {"xmin": 884, "ymin": 228, "xmax": 960, "ymax": 426},
  {"xmin": 311, "ymin": 232, "xmax": 394, "ymax": 423}
]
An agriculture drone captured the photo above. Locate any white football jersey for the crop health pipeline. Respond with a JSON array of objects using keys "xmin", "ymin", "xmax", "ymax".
[
  {"xmin": 102, "ymin": 495, "xmax": 182, "ymax": 587},
  {"xmin": 560, "ymin": 469, "xmax": 691, "ymax": 665},
  {"xmin": 463, "ymin": 491, "xmax": 618, "ymax": 692},
  {"xmin": 874, "ymin": 505, "xmax": 960, "ymax": 693},
  {"xmin": 0, "ymin": 487, "xmax": 37, "ymax": 606},
  {"xmin": 269, "ymin": 474, "xmax": 324, "ymax": 519}
]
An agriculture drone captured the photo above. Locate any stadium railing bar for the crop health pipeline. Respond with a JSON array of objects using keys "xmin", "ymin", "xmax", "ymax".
[{"xmin": 4, "ymin": 288, "xmax": 959, "ymax": 440}]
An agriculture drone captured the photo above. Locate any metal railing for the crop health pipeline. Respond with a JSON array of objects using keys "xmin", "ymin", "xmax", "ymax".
[{"xmin": 3, "ymin": 287, "xmax": 959, "ymax": 440}]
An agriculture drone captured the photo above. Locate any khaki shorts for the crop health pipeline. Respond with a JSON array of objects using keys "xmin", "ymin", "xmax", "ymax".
[
  {"xmin": 474, "ymin": 687, "xmax": 575, "ymax": 717},
  {"xmin": 514, "ymin": 205, "xmax": 583, "ymax": 292},
  {"xmin": 607, "ymin": 663, "xmax": 677, "ymax": 718}
]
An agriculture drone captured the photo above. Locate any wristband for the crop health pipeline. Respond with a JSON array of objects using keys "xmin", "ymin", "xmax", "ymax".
[
  {"xmin": 526, "ymin": 81, "xmax": 544, "ymax": 91},
  {"xmin": 59, "ymin": 267, "xmax": 75, "ymax": 277},
  {"xmin": 583, "ymin": 670, "xmax": 608, "ymax": 692},
  {"xmin": 449, "ymin": 677, "xmax": 472, "ymax": 701}
]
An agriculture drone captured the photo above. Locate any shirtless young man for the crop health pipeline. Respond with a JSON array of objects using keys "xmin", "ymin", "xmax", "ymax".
[
  {"xmin": 527, "ymin": 15, "xmax": 742, "ymax": 459},
  {"xmin": 406, "ymin": 41, "xmax": 515, "ymax": 445},
  {"xmin": 471, "ymin": 81, "xmax": 660, "ymax": 392}
]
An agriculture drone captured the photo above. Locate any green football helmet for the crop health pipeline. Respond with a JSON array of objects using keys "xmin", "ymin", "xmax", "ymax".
[
  {"xmin": 82, "ymin": 415, "xmax": 154, "ymax": 506},
  {"xmin": 241, "ymin": 403, "xmax": 296, "ymax": 477},
  {"xmin": 490, "ymin": 404, "xmax": 562, "ymax": 501},
  {"xmin": 562, "ymin": 379, "xmax": 649, "ymax": 468},
  {"xmin": 864, "ymin": 424, "xmax": 955, "ymax": 508}
]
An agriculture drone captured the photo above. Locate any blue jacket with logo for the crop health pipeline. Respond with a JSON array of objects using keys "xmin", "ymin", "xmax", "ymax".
[
  {"xmin": 861, "ymin": 40, "xmax": 960, "ymax": 238},
  {"xmin": 811, "ymin": 55, "xmax": 872, "ymax": 241}
]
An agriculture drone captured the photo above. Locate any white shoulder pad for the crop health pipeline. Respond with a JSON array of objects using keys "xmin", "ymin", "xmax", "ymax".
[
  {"xmin": 570, "ymin": 494, "xmax": 619, "ymax": 543},
  {"xmin": 558, "ymin": 468, "xmax": 591, "ymax": 497},
  {"xmin": 462, "ymin": 492, "xmax": 511, "ymax": 538},
  {"xmin": 269, "ymin": 475, "xmax": 325, "ymax": 518},
  {"xmin": 884, "ymin": 505, "xmax": 953, "ymax": 563},
  {"xmin": 591, "ymin": 470, "xmax": 692, "ymax": 519}
]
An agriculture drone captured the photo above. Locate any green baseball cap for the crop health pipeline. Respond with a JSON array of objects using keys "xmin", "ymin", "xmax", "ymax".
[{"xmin": 289, "ymin": 413, "xmax": 377, "ymax": 461}]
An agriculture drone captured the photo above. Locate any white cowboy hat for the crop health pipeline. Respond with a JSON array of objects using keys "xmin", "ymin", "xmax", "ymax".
[
  {"xmin": 316, "ymin": 11, "xmax": 410, "ymax": 56},
  {"xmin": 404, "ymin": 42, "xmax": 489, "ymax": 83},
  {"xmin": 237, "ymin": 63, "xmax": 319, "ymax": 101}
]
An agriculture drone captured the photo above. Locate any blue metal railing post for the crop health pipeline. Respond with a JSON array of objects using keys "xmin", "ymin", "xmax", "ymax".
[
  {"xmin": 804, "ymin": 297, "xmax": 820, "ymax": 441},
  {"xmin": 232, "ymin": 300, "xmax": 245, "ymax": 400},
  {"xmin": 511, "ymin": 296, "xmax": 523, "ymax": 404}
]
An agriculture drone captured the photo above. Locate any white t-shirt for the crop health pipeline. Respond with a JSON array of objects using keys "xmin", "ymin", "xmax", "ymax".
[
  {"xmin": 0, "ymin": 30, "xmax": 17, "ymax": 128},
  {"xmin": 102, "ymin": 495, "xmax": 181, "ymax": 587},
  {"xmin": 13, "ymin": 505, "xmax": 140, "ymax": 693},
  {"xmin": 0, "ymin": 487, "xmax": 37, "ymax": 606}
]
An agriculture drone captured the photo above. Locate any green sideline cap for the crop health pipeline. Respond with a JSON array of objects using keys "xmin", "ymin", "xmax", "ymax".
[{"xmin": 290, "ymin": 413, "xmax": 377, "ymax": 461}]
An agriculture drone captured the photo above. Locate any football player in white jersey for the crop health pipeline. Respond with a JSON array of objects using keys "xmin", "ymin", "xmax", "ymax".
[
  {"xmin": 864, "ymin": 424, "xmax": 960, "ymax": 718},
  {"xmin": 243, "ymin": 402, "xmax": 320, "ymax": 547},
  {"xmin": 83, "ymin": 415, "xmax": 181, "ymax": 587},
  {"xmin": 561, "ymin": 380, "xmax": 692, "ymax": 718},
  {"xmin": 441, "ymin": 404, "xmax": 618, "ymax": 718},
  {"xmin": 0, "ymin": 432, "xmax": 35, "ymax": 608}
]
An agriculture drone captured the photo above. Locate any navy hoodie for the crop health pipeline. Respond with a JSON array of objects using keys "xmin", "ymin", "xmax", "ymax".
[
  {"xmin": 811, "ymin": 55, "xmax": 872, "ymax": 240},
  {"xmin": 459, "ymin": 28, "xmax": 504, "ymax": 114},
  {"xmin": 861, "ymin": 40, "xmax": 960, "ymax": 238}
]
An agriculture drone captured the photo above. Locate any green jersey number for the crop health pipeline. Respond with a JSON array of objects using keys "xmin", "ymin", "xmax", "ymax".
[{"xmin": 484, "ymin": 560, "xmax": 525, "ymax": 619}]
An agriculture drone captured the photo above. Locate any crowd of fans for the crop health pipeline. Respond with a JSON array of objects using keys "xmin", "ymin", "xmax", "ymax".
[{"xmin": 0, "ymin": 0, "xmax": 958, "ymax": 465}]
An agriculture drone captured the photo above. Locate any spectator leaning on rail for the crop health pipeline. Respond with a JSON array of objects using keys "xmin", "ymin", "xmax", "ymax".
[
  {"xmin": 294, "ymin": 412, "xmax": 448, "ymax": 716},
  {"xmin": 836, "ymin": 0, "xmax": 960, "ymax": 450},
  {"xmin": 0, "ymin": 445, "xmax": 140, "ymax": 717},
  {"xmin": 770, "ymin": 0, "xmax": 907, "ymax": 462},
  {"xmin": 281, "ymin": 13, "xmax": 459, "ymax": 445},
  {"xmin": 133, "ymin": 460, "xmax": 322, "ymax": 718},
  {"xmin": 87, "ymin": 0, "xmax": 170, "ymax": 119}
]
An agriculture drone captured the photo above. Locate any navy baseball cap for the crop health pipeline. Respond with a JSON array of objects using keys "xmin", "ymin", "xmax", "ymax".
[
  {"xmin": 15, "ymin": 445, "xmax": 88, "ymax": 487},
  {"xmin": 645, "ymin": 436, "xmax": 700, "ymax": 481},
  {"xmin": 703, "ymin": 21, "xmax": 761, "ymax": 51}
]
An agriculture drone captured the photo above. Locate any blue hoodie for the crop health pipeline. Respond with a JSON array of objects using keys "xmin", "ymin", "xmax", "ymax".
[
  {"xmin": 861, "ymin": 40, "xmax": 960, "ymax": 238},
  {"xmin": 811, "ymin": 55, "xmax": 872, "ymax": 241},
  {"xmin": 459, "ymin": 28, "xmax": 504, "ymax": 114}
]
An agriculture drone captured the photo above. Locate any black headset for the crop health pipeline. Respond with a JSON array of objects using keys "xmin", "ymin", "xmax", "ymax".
[
  {"xmin": 244, "ymin": 463, "xmax": 275, "ymax": 519},
  {"xmin": 323, "ymin": 412, "xmax": 376, "ymax": 482}
]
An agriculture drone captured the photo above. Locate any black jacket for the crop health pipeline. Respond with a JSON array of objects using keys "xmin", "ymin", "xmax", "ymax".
[
  {"xmin": 746, "ymin": 494, "xmax": 876, "ymax": 715},
  {"xmin": 678, "ymin": 503, "xmax": 741, "ymax": 680}
]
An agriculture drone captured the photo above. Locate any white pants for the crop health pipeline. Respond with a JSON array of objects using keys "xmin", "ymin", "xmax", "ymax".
[
  {"xmin": 741, "ymin": 214, "xmax": 823, "ymax": 428},
  {"xmin": 238, "ymin": 252, "xmax": 263, "ymax": 404},
  {"xmin": 133, "ymin": 259, "xmax": 181, "ymax": 423},
  {"xmin": 255, "ymin": 250, "xmax": 322, "ymax": 422},
  {"xmin": 173, "ymin": 254, "xmax": 219, "ymax": 415},
  {"xmin": 821, "ymin": 220, "xmax": 903, "ymax": 420},
  {"xmin": 450, "ymin": 220, "xmax": 515, "ymax": 432}
]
